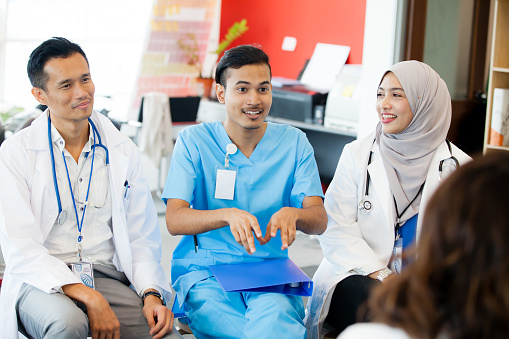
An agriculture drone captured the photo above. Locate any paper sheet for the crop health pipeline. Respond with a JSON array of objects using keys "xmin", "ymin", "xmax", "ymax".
[{"xmin": 300, "ymin": 43, "xmax": 351, "ymax": 93}]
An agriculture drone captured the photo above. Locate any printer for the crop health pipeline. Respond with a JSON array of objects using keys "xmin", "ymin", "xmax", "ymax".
[
  {"xmin": 324, "ymin": 64, "xmax": 362, "ymax": 133},
  {"xmin": 269, "ymin": 85, "xmax": 328, "ymax": 124}
]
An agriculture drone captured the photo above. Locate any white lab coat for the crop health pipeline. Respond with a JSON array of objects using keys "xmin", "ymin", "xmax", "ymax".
[
  {"xmin": 338, "ymin": 323, "xmax": 411, "ymax": 339},
  {"xmin": 304, "ymin": 132, "xmax": 471, "ymax": 339},
  {"xmin": 0, "ymin": 111, "xmax": 171, "ymax": 338}
]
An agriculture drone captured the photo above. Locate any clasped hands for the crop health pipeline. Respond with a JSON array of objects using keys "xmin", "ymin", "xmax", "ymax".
[{"xmin": 227, "ymin": 207, "xmax": 298, "ymax": 254}]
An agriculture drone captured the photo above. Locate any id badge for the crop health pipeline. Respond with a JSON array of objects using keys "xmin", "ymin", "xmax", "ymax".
[
  {"xmin": 215, "ymin": 165, "xmax": 237, "ymax": 200},
  {"xmin": 390, "ymin": 238, "xmax": 403, "ymax": 274},
  {"xmin": 70, "ymin": 262, "xmax": 95, "ymax": 289}
]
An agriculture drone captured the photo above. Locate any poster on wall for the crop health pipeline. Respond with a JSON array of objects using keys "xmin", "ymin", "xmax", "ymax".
[{"xmin": 130, "ymin": 0, "xmax": 220, "ymax": 118}]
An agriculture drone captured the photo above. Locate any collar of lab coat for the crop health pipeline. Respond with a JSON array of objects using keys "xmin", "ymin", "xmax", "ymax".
[
  {"xmin": 367, "ymin": 140, "xmax": 454, "ymax": 239},
  {"xmin": 26, "ymin": 110, "xmax": 126, "ymax": 151}
]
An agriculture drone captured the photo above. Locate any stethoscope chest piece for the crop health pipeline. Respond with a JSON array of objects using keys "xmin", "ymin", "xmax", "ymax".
[{"xmin": 359, "ymin": 200, "xmax": 372, "ymax": 214}]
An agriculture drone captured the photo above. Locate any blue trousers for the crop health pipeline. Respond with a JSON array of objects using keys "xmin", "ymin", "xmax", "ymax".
[{"xmin": 184, "ymin": 276, "xmax": 306, "ymax": 339}]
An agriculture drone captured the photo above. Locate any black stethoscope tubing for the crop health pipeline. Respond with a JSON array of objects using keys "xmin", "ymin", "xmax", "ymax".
[{"xmin": 359, "ymin": 139, "xmax": 458, "ymax": 213}]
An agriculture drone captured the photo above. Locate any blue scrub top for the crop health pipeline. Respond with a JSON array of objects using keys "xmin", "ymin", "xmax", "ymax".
[{"xmin": 162, "ymin": 121, "xmax": 324, "ymax": 305}]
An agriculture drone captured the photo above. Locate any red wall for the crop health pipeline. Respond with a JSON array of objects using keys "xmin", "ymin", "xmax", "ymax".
[{"xmin": 220, "ymin": 0, "xmax": 366, "ymax": 79}]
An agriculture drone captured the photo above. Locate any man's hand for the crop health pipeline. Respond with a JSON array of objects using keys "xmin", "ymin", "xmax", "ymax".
[
  {"xmin": 142, "ymin": 294, "xmax": 174, "ymax": 339},
  {"xmin": 62, "ymin": 283, "xmax": 120, "ymax": 339},
  {"xmin": 226, "ymin": 208, "xmax": 263, "ymax": 254},
  {"xmin": 261, "ymin": 207, "xmax": 299, "ymax": 250}
]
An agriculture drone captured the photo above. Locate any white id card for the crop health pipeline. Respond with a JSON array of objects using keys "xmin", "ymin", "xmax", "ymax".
[
  {"xmin": 215, "ymin": 166, "xmax": 237, "ymax": 200},
  {"xmin": 70, "ymin": 262, "xmax": 95, "ymax": 289},
  {"xmin": 390, "ymin": 238, "xmax": 403, "ymax": 274}
]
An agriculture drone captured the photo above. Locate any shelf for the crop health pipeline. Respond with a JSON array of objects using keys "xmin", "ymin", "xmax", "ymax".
[
  {"xmin": 484, "ymin": 0, "xmax": 509, "ymax": 153},
  {"xmin": 266, "ymin": 116, "xmax": 357, "ymax": 137},
  {"xmin": 484, "ymin": 144, "xmax": 509, "ymax": 154},
  {"xmin": 493, "ymin": 67, "xmax": 509, "ymax": 73}
]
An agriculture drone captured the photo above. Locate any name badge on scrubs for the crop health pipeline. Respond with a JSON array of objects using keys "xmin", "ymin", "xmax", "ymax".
[
  {"xmin": 390, "ymin": 237, "xmax": 403, "ymax": 275},
  {"xmin": 215, "ymin": 143, "xmax": 238, "ymax": 200},
  {"xmin": 69, "ymin": 262, "xmax": 95, "ymax": 289}
]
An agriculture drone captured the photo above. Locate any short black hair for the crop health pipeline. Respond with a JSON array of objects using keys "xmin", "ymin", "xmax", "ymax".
[
  {"xmin": 27, "ymin": 37, "xmax": 89, "ymax": 90},
  {"xmin": 215, "ymin": 44, "xmax": 271, "ymax": 88}
]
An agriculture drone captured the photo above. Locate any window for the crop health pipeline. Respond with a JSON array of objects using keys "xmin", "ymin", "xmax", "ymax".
[{"xmin": 0, "ymin": 0, "xmax": 151, "ymax": 119}]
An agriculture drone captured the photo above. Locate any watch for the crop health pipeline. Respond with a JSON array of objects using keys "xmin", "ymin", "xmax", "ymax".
[
  {"xmin": 376, "ymin": 267, "xmax": 393, "ymax": 283},
  {"xmin": 142, "ymin": 290, "xmax": 166, "ymax": 306}
]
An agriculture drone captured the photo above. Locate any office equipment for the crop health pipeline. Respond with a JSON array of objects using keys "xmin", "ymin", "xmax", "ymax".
[
  {"xmin": 270, "ymin": 85, "xmax": 328, "ymax": 123},
  {"xmin": 209, "ymin": 258, "xmax": 313, "ymax": 297},
  {"xmin": 300, "ymin": 43, "xmax": 351, "ymax": 93},
  {"xmin": 139, "ymin": 95, "xmax": 200, "ymax": 123},
  {"xmin": 324, "ymin": 64, "xmax": 362, "ymax": 133}
]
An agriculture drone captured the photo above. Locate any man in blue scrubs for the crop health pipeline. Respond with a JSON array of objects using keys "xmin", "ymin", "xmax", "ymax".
[{"xmin": 162, "ymin": 45, "xmax": 328, "ymax": 338}]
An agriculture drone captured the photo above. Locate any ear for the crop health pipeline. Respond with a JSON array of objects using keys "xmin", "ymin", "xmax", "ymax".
[
  {"xmin": 215, "ymin": 83, "xmax": 225, "ymax": 104},
  {"xmin": 31, "ymin": 87, "xmax": 47, "ymax": 105}
]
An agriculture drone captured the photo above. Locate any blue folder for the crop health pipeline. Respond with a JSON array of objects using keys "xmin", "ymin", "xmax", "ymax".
[
  {"xmin": 209, "ymin": 258, "xmax": 313, "ymax": 297},
  {"xmin": 171, "ymin": 295, "xmax": 186, "ymax": 318}
]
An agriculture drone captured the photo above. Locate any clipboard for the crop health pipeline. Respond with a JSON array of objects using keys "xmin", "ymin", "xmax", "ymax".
[{"xmin": 209, "ymin": 258, "xmax": 313, "ymax": 297}]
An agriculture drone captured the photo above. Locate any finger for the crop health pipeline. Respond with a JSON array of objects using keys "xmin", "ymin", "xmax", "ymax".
[
  {"xmin": 250, "ymin": 219, "xmax": 263, "ymax": 239},
  {"xmin": 280, "ymin": 225, "xmax": 289, "ymax": 250},
  {"xmin": 145, "ymin": 310, "xmax": 156, "ymax": 329},
  {"xmin": 288, "ymin": 225, "xmax": 296, "ymax": 247},
  {"xmin": 262, "ymin": 222, "xmax": 273, "ymax": 243},
  {"xmin": 113, "ymin": 328, "xmax": 121, "ymax": 339},
  {"xmin": 236, "ymin": 224, "xmax": 253, "ymax": 254},
  {"xmin": 149, "ymin": 310, "xmax": 165, "ymax": 336},
  {"xmin": 152, "ymin": 310, "xmax": 173, "ymax": 339},
  {"xmin": 230, "ymin": 227, "xmax": 241, "ymax": 244}
]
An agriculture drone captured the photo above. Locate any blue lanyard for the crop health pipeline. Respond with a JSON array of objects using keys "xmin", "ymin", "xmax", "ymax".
[
  {"xmin": 62, "ymin": 130, "xmax": 95, "ymax": 244},
  {"xmin": 48, "ymin": 115, "xmax": 97, "ymax": 259}
]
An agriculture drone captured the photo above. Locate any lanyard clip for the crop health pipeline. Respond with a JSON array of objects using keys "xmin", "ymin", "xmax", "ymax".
[{"xmin": 225, "ymin": 143, "xmax": 237, "ymax": 169}]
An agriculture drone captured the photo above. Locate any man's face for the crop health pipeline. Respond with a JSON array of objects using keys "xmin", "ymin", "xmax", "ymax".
[
  {"xmin": 215, "ymin": 63, "xmax": 272, "ymax": 132},
  {"xmin": 32, "ymin": 52, "xmax": 95, "ymax": 126}
]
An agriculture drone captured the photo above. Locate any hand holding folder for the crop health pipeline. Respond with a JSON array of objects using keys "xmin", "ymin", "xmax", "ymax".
[{"xmin": 209, "ymin": 258, "xmax": 313, "ymax": 296}]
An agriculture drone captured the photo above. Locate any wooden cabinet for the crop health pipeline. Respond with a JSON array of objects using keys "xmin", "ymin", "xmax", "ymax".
[{"xmin": 484, "ymin": 0, "xmax": 509, "ymax": 154}]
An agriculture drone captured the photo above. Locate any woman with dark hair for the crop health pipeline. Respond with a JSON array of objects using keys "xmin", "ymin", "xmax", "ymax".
[
  {"xmin": 305, "ymin": 61, "xmax": 471, "ymax": 338},
  {"xmin": 338, "ymin": 152, "xmax": 509, "ymax": 338}
]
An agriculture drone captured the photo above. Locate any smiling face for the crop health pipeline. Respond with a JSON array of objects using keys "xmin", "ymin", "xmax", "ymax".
[
  {"xmin": 376, "ymin": 72, "xmax": 413, "ymax": 135},
  {"xmin": 31, "ymin": 52, "xmax": 95, "ymax": 129},
  {"xmin": 216, "ymin": 63, "xmax": 272, "ymax": 137}
]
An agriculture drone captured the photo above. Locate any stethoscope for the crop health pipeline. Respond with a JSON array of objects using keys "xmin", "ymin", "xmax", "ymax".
[
  {"xmin": 358, "ymin": 139, "xmax": 458, "ymax": 214},
  {"xmin": 48, "ymin": 115, "xmax": 109, "ymax": 253}
]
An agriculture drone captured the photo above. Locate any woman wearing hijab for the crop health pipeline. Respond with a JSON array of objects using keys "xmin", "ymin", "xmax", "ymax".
[
  {"xmin": 338, "ymin": 152, "xmax": 509, "ymax": 339},
  {"xmin": 304, "ymin": 61, "xmax": 471, "ymax": 339}
]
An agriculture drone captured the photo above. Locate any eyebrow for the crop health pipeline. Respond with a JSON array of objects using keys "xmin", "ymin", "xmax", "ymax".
[
  {"xmin": 235, "ymin": 80, "xmax": 271, "ymax": 86},
  {"xmin": 56, "ymin": 73, "xmax": 91, "ymax": 86},
  {"xmin": 378, "ymin": 86, "xmax": 405, "ymax": 91}
]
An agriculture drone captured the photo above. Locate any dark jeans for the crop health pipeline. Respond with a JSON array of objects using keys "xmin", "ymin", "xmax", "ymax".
[{"xmin": 325, "ymin": 274, "xmax": 379, "ymax": 335}]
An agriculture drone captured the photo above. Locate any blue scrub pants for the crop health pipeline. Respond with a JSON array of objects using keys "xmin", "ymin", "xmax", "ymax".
[{"xmin": 184, "ymin": 276, "xmax": 306, "ymax": 339}]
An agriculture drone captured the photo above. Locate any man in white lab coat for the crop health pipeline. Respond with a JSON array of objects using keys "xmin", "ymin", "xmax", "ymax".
[{"xmin": 0, "ymin": 37, "xmax": 182, "ymax": 339}]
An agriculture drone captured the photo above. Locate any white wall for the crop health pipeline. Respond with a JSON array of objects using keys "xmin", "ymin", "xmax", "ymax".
[{"xmin": 357, "ymin": 0, "xmax": 403, "ymax": 139}]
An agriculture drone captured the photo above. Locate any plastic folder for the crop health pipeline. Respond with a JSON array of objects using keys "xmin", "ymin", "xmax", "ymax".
[
  {"xmin": 171, "ymin": 297, "xmax": 186, "ymax": 318},
  {"xmin": 209, "ymin": 258, "xmax": 313, "ymax": 297}
]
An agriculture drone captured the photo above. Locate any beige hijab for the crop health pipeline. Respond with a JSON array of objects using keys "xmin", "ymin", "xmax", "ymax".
[{"xmin": 375, "ymin": 61, "xmax": 451, "ymax": 221}]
